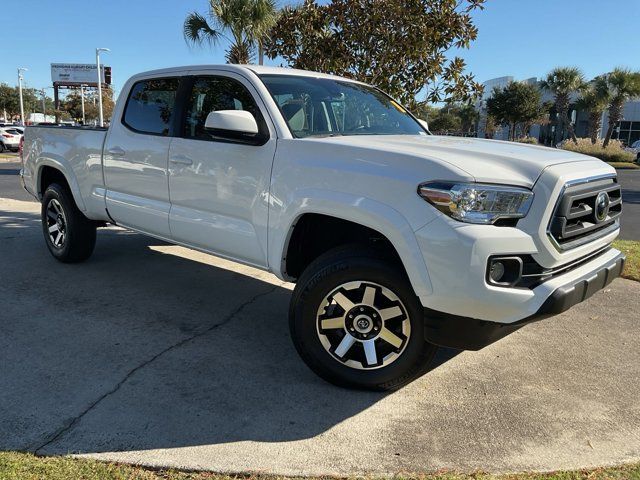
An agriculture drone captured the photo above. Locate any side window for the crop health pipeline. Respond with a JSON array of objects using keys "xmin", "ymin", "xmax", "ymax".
[
  {"xmin": 184, "ymin": 76, "xmax": 267, "ymax": 141},
  {"xmin": 123, "ymin": 78, "xmax": 179, "ymax": 136}
]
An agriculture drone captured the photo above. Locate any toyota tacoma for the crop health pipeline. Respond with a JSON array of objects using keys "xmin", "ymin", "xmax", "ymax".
[{"xmin": 21, "ymin": 65, "xmax": 625, "ymax": 390}]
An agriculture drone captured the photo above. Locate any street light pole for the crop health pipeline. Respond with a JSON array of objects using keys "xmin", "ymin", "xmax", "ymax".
[
  {"xmin": 80, "ymin": 84, "xmax": 87, "ymax": 125},
  {"xmin": 17, "ymin": 67, "xmax": 28, "ymax": 125},
  {"xmin": 95, "ymin": 48, "xmax": 110, "ymax": 127}
]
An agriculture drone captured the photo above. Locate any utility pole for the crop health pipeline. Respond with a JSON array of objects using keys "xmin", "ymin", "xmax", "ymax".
[
  {"xmin": 80, "ymin": 84, "xmax": 87, "ymax": 125},
  {"xmin": 41, "ymin": 89, "xmax": 46, "ymax": 119},
  {"xmin": 17, "ymin": 67, "xmax": 28, "ymax": 125},
  {"xmin": 95, "ymin": 47, "xmax": 110, "ymax": 127}
]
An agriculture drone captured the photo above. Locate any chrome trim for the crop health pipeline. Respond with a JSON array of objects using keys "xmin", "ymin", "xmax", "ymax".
[{"xmin": 546, "ymin": 174, "xmax": 619, "ymax": 252}]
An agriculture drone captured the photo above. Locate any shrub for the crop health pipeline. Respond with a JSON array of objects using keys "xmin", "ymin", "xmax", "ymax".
[
  {"xmin": 514, "ymin": 136, "xmax": 539, "ymax": 144},
  {"xmin": 560, "ymin": 138, "xmax": 635, "ymax": 163}
]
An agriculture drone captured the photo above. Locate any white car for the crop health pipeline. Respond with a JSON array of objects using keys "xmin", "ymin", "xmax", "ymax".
[
  {"xmin": 21, "ymin": 65, "xmax": 625, "ymax": 390},
  {"xmin": 0, "ymin": 127, "xmax": 22, "ymax": 152}
]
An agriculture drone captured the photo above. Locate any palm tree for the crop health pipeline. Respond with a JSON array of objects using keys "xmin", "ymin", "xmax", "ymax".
[
  {"xmin": 575, "ymin": 76, "xmax": 610, "ymax": 144},
  {"xmin": 541, "ymin": 67, "xmax": 586, "ymax": 144},
  {"xmin": 602, "ymin": 68, "xmax": 640, "ymax": 147},
  {"xmin": 184, "ymin": 0, "xmax": 277, "ymax": 65}
]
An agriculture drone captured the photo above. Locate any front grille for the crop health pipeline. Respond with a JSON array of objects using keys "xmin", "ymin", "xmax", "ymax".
[{"xmin": 548, "ymin": 176, "xmax": 622, "ymax": 250}]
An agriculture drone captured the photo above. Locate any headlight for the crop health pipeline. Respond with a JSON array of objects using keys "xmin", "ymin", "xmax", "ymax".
[{"xmin": 418, "ymin": 181, "xmax": 534, "ymax": 225}]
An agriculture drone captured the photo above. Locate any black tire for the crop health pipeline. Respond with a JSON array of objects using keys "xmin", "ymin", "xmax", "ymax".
[
  {"xmin": 0, "ymin": 142, "xmax": 5, "ymax": 153},
  {"xmin": 41, "ymin": 183, "xmax": 96, "ymax": 263},
  {"xmin": 289, "ymin": 245, "xmax": 437, "ymax": 391}
]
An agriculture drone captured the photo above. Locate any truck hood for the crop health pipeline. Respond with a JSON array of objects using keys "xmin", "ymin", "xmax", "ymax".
[{"xmin": 306, "ymin": 134, "xmax": 600, "ymax": 187}]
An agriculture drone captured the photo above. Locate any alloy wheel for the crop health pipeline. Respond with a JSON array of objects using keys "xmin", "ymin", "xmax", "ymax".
[
  {"xmin": 316, "ymin": 281, "xmax": 411, "ymax": 370},
  {"xmin": 46, "ymin": 199, "xmax": 67, "ymax": 248}
]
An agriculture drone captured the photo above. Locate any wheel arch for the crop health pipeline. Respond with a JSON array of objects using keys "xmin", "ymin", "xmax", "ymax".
[
  {"xmin": 36, "ymin": 159, "xmax": 87, "ymax": 211},
  {"xmin": 272, "ymin": 193, "xmax": 433, "ymax": 299}
]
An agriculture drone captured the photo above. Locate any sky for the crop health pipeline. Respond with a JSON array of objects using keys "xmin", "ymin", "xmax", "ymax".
[{"xmin": 1, "ymin": 0, "xmax": 638, "ymax": 102}]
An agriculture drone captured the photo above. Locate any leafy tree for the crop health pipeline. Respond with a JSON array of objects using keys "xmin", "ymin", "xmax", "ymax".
[
  {"xmin": 602, "ymin": 68, "xmax": 640, "ymax": 147},
  {"xmin": 541, "ymin": 67, "xmax": 586, "ymax": 144},
  {"xmin": 427, "ymin": 103, "xmax": 478, "ymax": 134},
  {"xmin": 265, "ymin": 0, "xmax": 485, "ymax": 108},
  {"xmin": 575, "ymin": 76, "xmax": 610, "ymax": 144},
  {"xmin": 483, "ymin": 114, "xmax": 498, "ymax": 139},
  {"xmin": 63, "ymin": 90, "xmax": 94, "ymax": 122},
  {"xmin": 486, "ymin": 81, "xmax": 546, "ymax": 141},
  {"xmin": 0, "ymin": 84, "xmax": 53, "ymax": 122},
  {"xmin": 0, "ymin": 83, "xmax": 20, "ymax": 118},
  {"xmin": 451, "ymin": 103, "xmax": 479, "ymax": 134},
  {"xmin": 412, "ymin": 104, "xmax": 440, "ymax": 122},
  {"xmin": 184, "ymin": 0, "xmax": 278, "ymax": 64},
  {"xmin": 429, "ymin": 111, "xmax": 461, "ymax": 133},
  {"xmin": 59, "ymin": 86, "xmax": 114, "ymax": 123}
]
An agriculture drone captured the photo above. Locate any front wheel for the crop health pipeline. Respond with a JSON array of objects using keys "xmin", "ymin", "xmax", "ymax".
[
  {"xmin": 41, "ymin": 183, "xmax": 97, "ymax": 263},
  {"xmin": 289, "ymin": 246, "xmax": 436, "ymax": 390}
]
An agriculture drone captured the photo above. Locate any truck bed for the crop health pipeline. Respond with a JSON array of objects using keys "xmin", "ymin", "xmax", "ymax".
[{"xmin": 22, "ymin": 125, "xmax": 110, "ymax": 220}]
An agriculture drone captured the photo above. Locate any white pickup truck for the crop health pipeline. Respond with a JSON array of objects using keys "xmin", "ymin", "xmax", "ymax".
[{"xmin": 21, "ymin": 65, "xmax": 625, "ymax": 390}]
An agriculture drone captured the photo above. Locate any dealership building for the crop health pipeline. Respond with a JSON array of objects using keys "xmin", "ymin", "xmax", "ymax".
[{"xmin": 477, "ymin": 76, "xmax": 640, "ymax": 146}]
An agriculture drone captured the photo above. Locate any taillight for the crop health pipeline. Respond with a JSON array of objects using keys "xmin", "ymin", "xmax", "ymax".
[{"xmin": 2, "ymin": 134, "xmax": 12, "ymax": 138}]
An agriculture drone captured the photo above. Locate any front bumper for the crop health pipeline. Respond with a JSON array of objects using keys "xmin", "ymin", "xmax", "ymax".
[{"xmin": 423, "ymin": 251, "xmax": 626, "ymax": 350}]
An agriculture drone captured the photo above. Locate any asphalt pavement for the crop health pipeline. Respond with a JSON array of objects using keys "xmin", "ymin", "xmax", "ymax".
[{"xmin": 0, "ymin": 196, "xmax": 639, "ymax": 475}]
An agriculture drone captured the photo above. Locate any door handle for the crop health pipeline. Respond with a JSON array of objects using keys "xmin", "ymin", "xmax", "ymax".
[
  {"xmin": 169, "ymin": 155, "xmax": 193, "ymax": 166},
  {"xmin": 107, "ymin": 146, "xmax": 125, "ymax": 156}
]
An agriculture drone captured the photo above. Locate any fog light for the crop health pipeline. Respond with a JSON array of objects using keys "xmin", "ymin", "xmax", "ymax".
[
  {"xmin": 487, "ymin": 257, "xmax": 524, "ymax": 287},
  {"xmin": 490, "ymin": 261, "xmax": 505, "ymax": 282}
]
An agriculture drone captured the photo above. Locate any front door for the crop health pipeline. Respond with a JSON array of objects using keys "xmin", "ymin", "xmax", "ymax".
[
  {"xmin": 103, "ymin": 77, "xmax": 180, "ymax": 237},
  {"xmin": 168, "ymin": 72, "xmax": 276, "ymax": 267}
]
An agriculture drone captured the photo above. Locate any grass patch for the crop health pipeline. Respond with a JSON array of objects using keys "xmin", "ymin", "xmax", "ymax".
[
  {"xmin": 1, "ymin": 452, "xmax": 640, "ymax": 480},
  {"xmin": 614, "ymin": 239, "xmax": 640, "ymax": 282},
  {"xmin": 608, "ymin": 161, "xmax": 640, "ymax": 169},
  {"xmin": 560, "ymin": 138, "xmax": 636, "ymax": 163}
]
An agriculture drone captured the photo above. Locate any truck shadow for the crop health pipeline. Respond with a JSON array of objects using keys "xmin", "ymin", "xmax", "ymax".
[{"xmin": 0, "ymin": 212, "xmax": 460, "ymax": 455}]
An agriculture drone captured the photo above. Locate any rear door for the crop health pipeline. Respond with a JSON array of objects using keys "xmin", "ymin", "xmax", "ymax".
[
  {"xmin": 103, "ymin": 77, "xmax": 181, "ymax": 237},
  {"xmin": 167, "ymin": 71, "xmax": 277, "ymax": 267}
]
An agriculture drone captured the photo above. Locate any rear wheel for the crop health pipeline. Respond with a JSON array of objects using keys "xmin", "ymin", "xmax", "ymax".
[
  {"xmin": 41, "ymin": 183, "xmax": 96, "ymax": 263},
  {"xmin": 289, "ymin": 245, "xmax": 436, "ymax": 390},
  {"xmin": 0, "ymin": 142, "xmax": 5, "ymax": 153}
]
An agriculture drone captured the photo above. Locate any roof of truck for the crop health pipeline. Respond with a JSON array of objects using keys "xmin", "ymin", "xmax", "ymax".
[{"xmin": 128, "ymin": 64, "xmax": 358, "ymax": 83}]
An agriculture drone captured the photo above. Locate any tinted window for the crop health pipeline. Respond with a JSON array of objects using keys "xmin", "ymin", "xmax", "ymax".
[
  {"xmin": 184, "ymin": 76, "xmax": 266, "ymax": 140},
  {"xmin": 123, "ymin": 78, "xmax": 179, "ymax": 135}
]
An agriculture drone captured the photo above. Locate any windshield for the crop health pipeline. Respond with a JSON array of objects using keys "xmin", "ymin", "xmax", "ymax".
[{"xmin": 260, "ymin": 75, "xmax": 427, "ymax": 138}]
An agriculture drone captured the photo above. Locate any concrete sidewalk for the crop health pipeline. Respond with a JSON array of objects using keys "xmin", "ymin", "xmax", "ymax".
[{"xmin": 1, "ymin": 198, "xmax": 639, "ymax": 476}]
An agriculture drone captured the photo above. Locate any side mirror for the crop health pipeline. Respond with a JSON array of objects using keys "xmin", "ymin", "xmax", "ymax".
[
  {"xmin": 204, "ymin": 110, "xmax": 259, "ymax": 135},
  {"xmin": 418, "ymin": 119, "xmax": 429, "ymax": 132}
]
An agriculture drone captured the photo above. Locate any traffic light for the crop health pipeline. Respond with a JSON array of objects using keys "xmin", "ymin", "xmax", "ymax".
[{"xmin": 104, "ymin": 66, "xmax": 112, "ymax": 85}]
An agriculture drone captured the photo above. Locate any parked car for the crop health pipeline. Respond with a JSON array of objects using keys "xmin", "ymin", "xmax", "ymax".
[
  {"xmin": 20, "ymin": 65, "xmax": 625, "ymax": 390},
  {"xmin": 628, "ymin": 140, "xmax": 640, "ymax": 163},
  {"xmin": 0, "ymin": 127, "xmax": 22, "ymax": 152}
]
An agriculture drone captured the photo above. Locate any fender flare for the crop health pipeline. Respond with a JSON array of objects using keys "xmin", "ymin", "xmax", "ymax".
[
  {"xmin": 36, "ymin": 157, "xmax": 87, "ymax": 211},
  {"xmin": 269, "ymin": 189, "xmax": 433, "ymax": 298}
]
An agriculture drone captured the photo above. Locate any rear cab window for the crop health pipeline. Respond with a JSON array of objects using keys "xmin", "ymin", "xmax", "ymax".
[{"xmin": 123, "ymin": 78, "xmax": 180, "ymax": 136}]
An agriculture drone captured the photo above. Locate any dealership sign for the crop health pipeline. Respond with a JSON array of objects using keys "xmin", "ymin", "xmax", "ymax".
[{"xmin": 51, "ymin": 63, "xmax": 111, "ymax": 86}]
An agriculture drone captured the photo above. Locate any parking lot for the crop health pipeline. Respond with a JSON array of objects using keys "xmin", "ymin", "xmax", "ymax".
[{"xmin": 1, "ymin": 156, "xmax": 639, "ymax": 475}]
